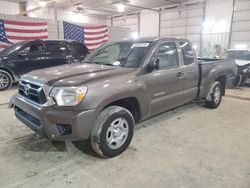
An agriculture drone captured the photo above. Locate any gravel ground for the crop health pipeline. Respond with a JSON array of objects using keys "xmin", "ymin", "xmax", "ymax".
[{"xmin": 0, "ymin": 87, "xmax": 249, "ymax": 188}]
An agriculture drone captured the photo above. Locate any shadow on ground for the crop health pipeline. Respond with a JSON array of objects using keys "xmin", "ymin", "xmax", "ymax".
[{"xmin": 13, "ymin": 101, "xmax": 205, "ymax": 158}]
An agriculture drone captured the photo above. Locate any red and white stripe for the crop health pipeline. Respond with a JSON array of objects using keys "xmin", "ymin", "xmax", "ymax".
[
  {"xmin": 3, "ymin": 19, "xmax": 48, "ymax": 45},
  {"xmin": 0, "ymin": 41, "xmax": 9, "ymax": 49},
  {"xmin": 84, "ymin": 25, "xmax": 108, "ymax": 51}
]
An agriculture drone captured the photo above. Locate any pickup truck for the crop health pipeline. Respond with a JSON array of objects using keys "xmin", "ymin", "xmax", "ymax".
[{"xmin": 13, "ymin": 38, "xmax": 237, "ymax": 158}]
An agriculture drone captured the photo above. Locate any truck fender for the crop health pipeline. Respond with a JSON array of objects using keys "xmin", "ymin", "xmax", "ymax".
[
  {"xmin": 206, "ymin": 81, "xmax": 220, "ymax": 102},
  {"xmin": 96, "ymin": 81, "xmax": 148, "ymax": 117},
  {"xmin": 204, "ymin": 70, "xmax": 226, "ymax": 99}
]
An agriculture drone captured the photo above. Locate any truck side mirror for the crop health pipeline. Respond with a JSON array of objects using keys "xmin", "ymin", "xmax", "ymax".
[{"xmin": 146, "ymin": 57, "xmax": 159, "ymax": 73}]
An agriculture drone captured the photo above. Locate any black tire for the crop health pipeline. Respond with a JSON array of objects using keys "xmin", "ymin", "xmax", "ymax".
[
  {"xmin": 90, "ymin": 106, "xmax": 135, "ymax": 158},
  {"xmin": 240, "ymin": 76, "xmax": 248, "ymax": 86},
  {"xmin": 0, "ymin": 70, "xmax": 13, "ymax": 91},
  {"xmin": 205, "ymin": 81, "xmax": 222, "ymax": 109}
]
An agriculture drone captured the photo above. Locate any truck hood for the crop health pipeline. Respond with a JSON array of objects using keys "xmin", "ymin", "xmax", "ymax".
[
  {"xmin": 22, "ymin": 63, "xmax": 137, "ymax": 87},
  {"xmin": 235, "ymin": 60, "xmax": 250, "ymax": 66}
]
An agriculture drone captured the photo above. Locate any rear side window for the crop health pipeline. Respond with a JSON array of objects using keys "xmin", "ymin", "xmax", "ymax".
[
  {"xmin": 46, "ymin": 43, "xmax": 68, "ymax": 53},
  {"xmin": 179, "ymin": 42, "xmax": 195, "ymax": 65}
]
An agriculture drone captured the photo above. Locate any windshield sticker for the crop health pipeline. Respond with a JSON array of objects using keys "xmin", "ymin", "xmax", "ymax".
[{"xmin": 131, "ymin": 43, "xmax": 150, "ymax": 48}]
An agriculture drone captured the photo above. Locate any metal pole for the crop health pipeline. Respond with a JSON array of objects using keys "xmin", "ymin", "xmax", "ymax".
[
  {"xmin": 200, "ymin": 0, "xmax": 206, "ymax": 56},
  {"xmin": 228, "ymin": 0, "xmax": 236, "ymax": 49},
  {"xmin": 138, "ymin": 12, "xmax": 141, "ymax": 37},
  {"xmin": 158, "ymin": 8, "xmax": 161, "ymax": 37},
  {"xmin": 54, "ymin": 5, "xmax": 60, "ymax": 39},
  {"xmin": 110, "ymin": 17, "xmax": 113, "ymax": 41},
  {"xmin": 185, "ymin": 9, "xmax": 188, "ymax": 39}
]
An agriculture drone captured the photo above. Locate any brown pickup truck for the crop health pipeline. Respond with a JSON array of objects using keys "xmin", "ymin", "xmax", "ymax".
[{"xmin": 14, "ymin": 38, "xmax": 237, "ymax": 158}]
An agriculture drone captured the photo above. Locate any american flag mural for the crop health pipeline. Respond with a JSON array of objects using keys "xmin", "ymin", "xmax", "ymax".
[
  {"xmin": 0, "ymin": 19, "xmax": 48, "ymax": 49},
  {"xmin": 63, "ymin": 21, "xmax": 108, "ymax": 51}
]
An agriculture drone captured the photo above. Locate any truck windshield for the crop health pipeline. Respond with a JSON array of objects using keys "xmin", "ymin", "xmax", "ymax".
[
  {"xmin": 83, "ymin": 42, "xmax": 152, "ymax": 68},
  {"xmin": 0, "ymin": 41, "xmax": 28, "ymax": 56},
  {"xmin": 220, "ymin": 51, "xmax": 250, "ymax": 61}
]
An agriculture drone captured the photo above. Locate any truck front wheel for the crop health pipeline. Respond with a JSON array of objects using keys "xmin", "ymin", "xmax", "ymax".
[
  {"xmin": 205, "ymin": 81, "xmax": 222, "ymax": 109},
  {"xmin": 90, "ymin": 106, "xmax": 135, "ymax": 158}
]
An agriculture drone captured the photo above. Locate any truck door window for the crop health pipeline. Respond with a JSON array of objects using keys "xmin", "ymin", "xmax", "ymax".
[
  {"xmin": 155, "ymin": 42, "xmax": 179, "ymax": 69},
  {"xmin": 179, "ymin": 42, "xmax": 195, "ymax": 65}
]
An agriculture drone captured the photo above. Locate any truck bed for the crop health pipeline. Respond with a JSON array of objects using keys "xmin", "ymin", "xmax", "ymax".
[{"xmin": 197, "ymin": 58, "xmax": 237, "ymax": 99}]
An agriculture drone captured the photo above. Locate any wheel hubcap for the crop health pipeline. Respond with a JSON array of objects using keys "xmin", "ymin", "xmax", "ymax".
[
  {"xmin": 106, "ymin": 117, "xmax": 129, "ymax": 150},
  {"xmin": 0, "ymin": 73, "xmax": 9, "ymax": 89},
  {"xmin": 214, "ymin": 87, "xmax": 221, "ymax": 104}
]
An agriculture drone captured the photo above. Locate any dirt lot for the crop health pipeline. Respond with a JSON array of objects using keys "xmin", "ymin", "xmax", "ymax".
[{"xmin": 0, "ymin": 86, "xmax": 250, "ymax": 188}]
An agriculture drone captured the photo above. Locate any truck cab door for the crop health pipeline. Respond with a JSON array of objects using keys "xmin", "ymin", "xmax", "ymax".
[
  {"xmin": 147, "ymin": 42, "xmax": 184, "ymax": 116},
  {"xmin": 178, "ymin": 42, "xmax": 199, "ymax": 104}
]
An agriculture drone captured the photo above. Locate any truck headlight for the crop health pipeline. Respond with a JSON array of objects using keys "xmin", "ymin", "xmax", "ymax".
[
  {"xmin": 242, "ymin": 67, "xmax": 250, "ymax": 73},
  {"xmin": 49, "ymin": 86, "xmax": 87, "ymax": 106}
]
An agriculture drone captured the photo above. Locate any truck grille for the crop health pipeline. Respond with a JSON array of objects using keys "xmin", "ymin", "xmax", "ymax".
[
  {"xmin": 15, "ymin": 107, "xmax": 41, "ymax": 128},
  {"xmin": 18, "ymin": 80, "xmax": 47, "ymax": 105}
]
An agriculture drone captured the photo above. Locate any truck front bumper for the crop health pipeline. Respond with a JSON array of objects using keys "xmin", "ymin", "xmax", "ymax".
[{"xmin": 14, "ymin": 94, "xmax": 101, "ymax": 141}]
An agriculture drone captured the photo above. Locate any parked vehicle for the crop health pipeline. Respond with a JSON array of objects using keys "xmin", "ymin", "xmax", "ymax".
[
  {"xmin": 13, "ymin": 38, "xmax": 237, "ymax": 158},
  {"xmin": 220, "ymin": 49, "xmax": 250, "ymax": 85},
  {"xmin": 0, "ymin": 40, "xmax": 89, "ymax": 91}
]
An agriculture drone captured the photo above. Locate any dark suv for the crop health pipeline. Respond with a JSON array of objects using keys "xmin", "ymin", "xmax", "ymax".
[{"xmin": 0, "ymin": 40, "xmax": 89, "ymax": 91}]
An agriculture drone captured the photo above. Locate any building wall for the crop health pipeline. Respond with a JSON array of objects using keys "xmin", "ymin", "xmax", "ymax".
[
  {"xmin": 202, "ymin": 0, "xmax": 233, "ymax": 57},
  {"xmin": 160, "ymin": 3, "xmax": 204, "ymax": 55},
  {"xmin": 0, "ymin": 13, "xmax": 58, "ymax": 40},
  {"xmin": 140, "ymin": 10, "xmax": 159, "ymax": 38},
  {"xmin": 29, "ymin": 8, "xmax": 106, "ymax": 25},
  {"xmin": 0, "ymin": 0, "xmax": 106, "ymax": 25},
  {"xmin": 230, "ymin": 0, "xmax": 250, "ymax": 49},
  {"xmin": 0, "ymin": 13, "xmax": 128, "ymax": 43},
  {"xmin": 0, "ymin": 0, "xmax": 108, "ymax": 41},
  {"xmin": 111, "ymin": 13, "xmax": 139, "ymax": 39},
  {"xmin": 0, "ymin": 1, "xmax": 20, "ymax": 15},
  {"xmin": 109, "ymin": 0, "xmax": 250, "ymax": 57},
  {"xmin": 1, "ymin": 0, "xmax": 250, "ymax": 55}
]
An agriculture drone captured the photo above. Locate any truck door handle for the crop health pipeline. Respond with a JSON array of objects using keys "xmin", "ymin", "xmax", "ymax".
[{"xmin": 176, "ymin": 72, "xmax": 184, "ymax": 78}]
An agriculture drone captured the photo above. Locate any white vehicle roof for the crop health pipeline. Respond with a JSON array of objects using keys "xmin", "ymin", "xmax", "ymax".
[{"xmin": 226, "ymin": 49, "xmax": 250, "ymax": 52}]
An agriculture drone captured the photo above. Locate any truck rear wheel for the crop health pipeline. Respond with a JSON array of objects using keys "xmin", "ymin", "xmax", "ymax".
[
  {"xmin": 90, "ymin": 106, "xmax": 134, "ymax": 158},
  {"xmin": 0, "ymin": 70, "xmax": 13, "ymax": 91},
  {"xmin": 205, "ymin": 81, "xmax": 222, "ymax": 109}
]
